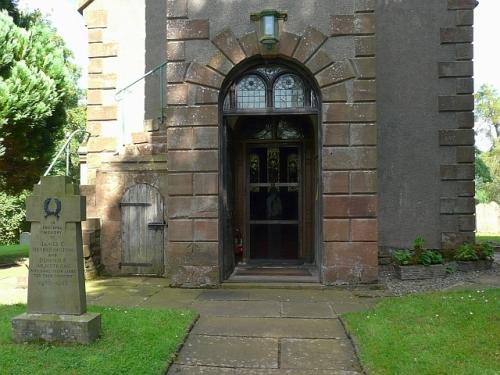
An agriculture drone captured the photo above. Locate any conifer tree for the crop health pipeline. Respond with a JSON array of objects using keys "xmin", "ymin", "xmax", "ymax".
[{"xmin": 0, "ymin": 6, "xmax": 80, "ymax": 193}]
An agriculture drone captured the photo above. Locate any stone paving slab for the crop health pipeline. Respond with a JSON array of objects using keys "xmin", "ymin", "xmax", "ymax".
[
  {"xmin": 176, "ymin": 335, "xmax": 278, "ymax": 369},
  {"xmin": 280, "ymin": 338, "xmax": 361, "ymax": 371},
  {"xmin": 140, "ymin": 288, "xmax": 200, "ymax": 309},
  {"xmin": 245, "ymin": 289, "xmax": 353, "ymax": 302},
  {"xmin": 168, "ymin": 365, "xmax": 235, "ymax": 374},
  {"xmin": 281, "ymin": 302, "xmax": 335, "ymax": 319},
  {"xmin": 168, "ymin": 365, "xmax": 362, "ymax": 374},
  {"xmin": 191, "ymin": 301, "xmax": 281, "ymax": 318},
  {"xmin": 198, "ymin": 290, "xmax": 251, "ymax": 301},
  {"xmin": 192, "ymin": 316, "xmax": 346, "ymax": 339}
]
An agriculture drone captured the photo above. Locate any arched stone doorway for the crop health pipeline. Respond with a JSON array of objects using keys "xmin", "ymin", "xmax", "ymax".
[{"xmin": 219, "ymin": 59, "xmax": 322, "ymax": 281}]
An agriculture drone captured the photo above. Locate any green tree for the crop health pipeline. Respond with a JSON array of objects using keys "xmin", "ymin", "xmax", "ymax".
[
  {"xmin": 475, "ymin": 84, "xmax": 500, "ymax": 142},
  {"xmin": 0, "ymin": 0, "xmax": 19, "ymax": 24},
  {"xmin": 479, "ymin": 140, "xmax": 500, "ymax": 203},
  {"xmin": 0, "ymin": 189, "xmax": 27, "ymax": 244},
  {"xmin": 0, "ymin": 9, "xmax": 80, "ymax": 193},
  {"xmin": 49, "ymin": 104, "xmax": 87, "ymax": 182}
]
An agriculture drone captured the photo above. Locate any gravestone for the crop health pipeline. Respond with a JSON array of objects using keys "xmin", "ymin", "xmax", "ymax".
[
  {"xmin": 11, "ymin": 176, "xmax": 101, "ymax": 344},
  {"xmin": 19, "ymin": 232, "xmax": 30, "ymax": 245}
]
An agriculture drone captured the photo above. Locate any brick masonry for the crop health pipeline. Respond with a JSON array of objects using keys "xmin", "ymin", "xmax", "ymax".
[{"xmin": 438, "ymin": 0, "xmax": 477, "ymax": 249}]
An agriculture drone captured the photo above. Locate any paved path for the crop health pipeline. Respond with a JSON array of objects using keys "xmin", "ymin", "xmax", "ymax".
[
  {"xmin": 167, "ymin": 288, "xmax": 374, "ymax": 375},
  {"xmin": 0, "ymin": 264, "xmax": 383, "ymax": 374}
]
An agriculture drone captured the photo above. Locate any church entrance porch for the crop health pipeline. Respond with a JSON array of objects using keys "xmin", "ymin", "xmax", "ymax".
[{"xmin": 219, "ymin": 61, "xmax": 321, "ymax": 282}]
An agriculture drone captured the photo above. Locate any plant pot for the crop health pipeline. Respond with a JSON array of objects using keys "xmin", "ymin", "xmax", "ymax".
[
  {"xmin": 394, "ymin": 264, "xmax": 446, "ymax": 280},
  {"xmin": 456, "ymin": 259, "xmax": 493, "ymax": 272}
]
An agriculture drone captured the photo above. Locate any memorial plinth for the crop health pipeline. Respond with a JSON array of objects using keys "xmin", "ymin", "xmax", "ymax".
[{"xmin": 11, "ymin": 176, "xmax": 101, "ymax": 344}]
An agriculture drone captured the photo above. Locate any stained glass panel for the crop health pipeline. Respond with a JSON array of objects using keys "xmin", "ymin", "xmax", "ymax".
[
  {"xmin": 274, "ymin": 74, "xmax": 305, "ymax": 108},
  {"xmin": 236, "ymin": 75, "xmax": 266, "ymax": 109}
]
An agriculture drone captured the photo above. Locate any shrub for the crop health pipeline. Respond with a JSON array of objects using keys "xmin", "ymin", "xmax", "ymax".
[
  {"xmin": 413, "ymin": 236, "xmax": 425, "ymax": 251},
  {"xmin": 393, "ymin": 250, "xmax": 412, "ymax": 265},
  {"xmin": 454, "ymin": 242, "xmax": 494, "ymax": 261},
  {"xmin": 393, "ymin": 237, "xmax": 445, "ymax": 266},
  {"xmin": 0, "ymin": 190, "xmax": 27, "ymax": 245},
  {"xmin": 478, "ymin": 242, "xmax": 494, "ymax": 260},
  {"xmin": 418, "ymin": 250, "xmax": 444, "ymax": 265},
  {"xmin": 454, "ymin": 243, "xmax": 479, "ymax": 261}
]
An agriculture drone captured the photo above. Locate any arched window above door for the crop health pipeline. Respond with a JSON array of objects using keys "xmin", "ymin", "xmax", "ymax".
[
  {"xmin": 236, "ymin": 75, "xmax": 266, "ymax": 109},
  {"xmin": 274, "ymin": 74, "xmax": 304, "ymax": 108},
  {"xmin": 223, "ymin": 64, "xmax": 318, "ymax": 113}
]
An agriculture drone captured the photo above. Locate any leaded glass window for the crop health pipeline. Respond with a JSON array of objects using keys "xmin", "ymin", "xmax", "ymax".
[
  {"xmin": 236, "ymin": 75, "xmax": 266, "ymax": 109},
  {"xmin": 273, "ymin": 74, "xmax": 304, "ymax": 109},
  {"xmin": 223, "ymin": 63, "xmax": 318, "ymax": 112}
]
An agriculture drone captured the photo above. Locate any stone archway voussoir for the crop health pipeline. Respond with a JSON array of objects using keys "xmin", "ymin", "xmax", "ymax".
[
  {"xmin": 212, "ymin": 28, "xmax": 246, "ymax": 65},
  {"xmin": 185, "ymin": 62, "xmax": 224, "ymax": 89}
]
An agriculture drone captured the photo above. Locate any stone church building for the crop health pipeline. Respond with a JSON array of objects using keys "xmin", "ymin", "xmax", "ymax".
[{"xmin": 77, "ymin": 0, "xmax": 477, "ymax": 286}]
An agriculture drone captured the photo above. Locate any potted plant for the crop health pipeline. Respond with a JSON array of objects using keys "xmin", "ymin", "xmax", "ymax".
[
  {"xmin": 392, "ymin": 237, "xmax": 446, "ymax": 280},
  {"xmin": 454, "ymin": 242, "xmax": 494, "ymax": 272}
]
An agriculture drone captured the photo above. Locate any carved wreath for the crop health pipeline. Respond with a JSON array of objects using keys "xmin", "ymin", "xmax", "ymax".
[{"xmin": 43, "ymin": 198, "xmax": 62, "ymax": 219}]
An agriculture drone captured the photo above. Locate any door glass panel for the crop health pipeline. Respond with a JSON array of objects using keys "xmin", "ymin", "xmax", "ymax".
[
  {"xmin": 250, "ymin": 187, "xmax": 298, "ymax": 220},
  {"xmin": 249, "ymin": 148, "xmax": 267, "ymax": 184},
  {"xmin": 250, "ymin": 224, "xmax": 298, "ymax": 259},
  {"xmin": 267, "ymin": 148, "xmax": 280, "ymax": 183}
]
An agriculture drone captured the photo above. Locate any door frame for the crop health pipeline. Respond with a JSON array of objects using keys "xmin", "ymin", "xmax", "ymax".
[{"xmin": 218, "ymin": 57, "xmax": 323, "ymax": 282}]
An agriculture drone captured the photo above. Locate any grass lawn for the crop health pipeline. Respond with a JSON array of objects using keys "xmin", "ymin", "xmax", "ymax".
[
  {"xmin": 0, "ymin": 244, "xmax": 29, "ymax": 264},
  {"xmin": 0, "ymin": 304, "xmax": 197, "ymax": 375},
  {"xmin": 476, "ymin": 233, "xmax": 500, "ymax": 244},
  {"xmin": 343, "ymin": 289, "xmax": 500, "ymax": 375}
]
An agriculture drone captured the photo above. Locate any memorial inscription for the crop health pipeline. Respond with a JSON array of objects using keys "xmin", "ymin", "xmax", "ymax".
[
  {"xmin": 12, "ymin": 176, "xmax": 101, "ymax": 344},
  {"xmin": 26, "ymin": 177, "xmax": 86, "ymax": 314}
]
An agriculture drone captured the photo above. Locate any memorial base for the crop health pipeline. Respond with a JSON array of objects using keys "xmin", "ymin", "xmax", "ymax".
[{"xmin": 11, "ymin": 312, "xmax": 101, "ymax": 344}]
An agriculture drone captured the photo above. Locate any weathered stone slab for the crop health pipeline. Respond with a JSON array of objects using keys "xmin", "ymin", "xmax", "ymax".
[
  {"xmin": 176, "ymin": 335, "xmax": 279, "ymax": 368},
  {"xmin": 198, "ymin": 290, "xmax": 251, "ymax": 301},
  {"xmin": 281, "ymin": 302, "xmax": 335, "ymax": 319},
  {"xmin": 281, "ymin": 338, "xmax": 360, "ymax": 370},
  {"xmin": 192, "ymin": 316, "xmax": 346, "ymax": 338},
  {"xmin": 192, "ymin": 300, "xmax": 281, "ymax": 318},
  {"xmin": 168, "ymin": 365, "xmax": 359, "ymax": 374},
  {"xmin": 12, "ymin": 312, "xmax": 101, "ymax": 344}
]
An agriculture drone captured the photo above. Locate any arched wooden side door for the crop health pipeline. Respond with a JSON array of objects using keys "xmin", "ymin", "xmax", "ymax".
[{"xmin": 120, "ymin": 184, "xmax": 165, "ymax": 275}]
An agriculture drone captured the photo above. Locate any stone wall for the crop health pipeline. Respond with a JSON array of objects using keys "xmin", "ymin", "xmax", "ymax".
[
  {"xmin": 377, "ymin": 0, "xmax": 477, "ymax": 258},
  {"xmin": 165, "ymin": 0, "xmax": 378, "ymax": 285},
  {"xmin": 437, "ymin": 0, "xmax": 477, "ymax": 249},
  {"xmin": 77, "ymin": 0, "xmax": 477, "ymax": 286},
  {"xmin": 81, "ymin": 0, "xmax": 146, "ymax": 185}
]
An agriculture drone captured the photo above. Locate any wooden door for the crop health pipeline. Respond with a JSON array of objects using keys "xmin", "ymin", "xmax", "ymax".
[{"xmin": 120, "ymin": 184, "xmax": 165, "ymax": 275}]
